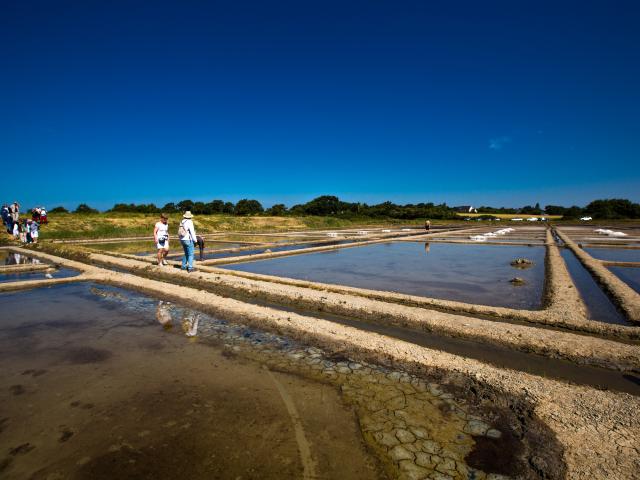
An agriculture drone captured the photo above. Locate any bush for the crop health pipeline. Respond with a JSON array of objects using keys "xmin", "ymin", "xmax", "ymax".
[
  {"xmin": 74, "ymin": 204, "xmax": 99, "ymax": 214},
  {"xmin": 50, "ymin": 206, "xmax": 68, "ymax": 213}
]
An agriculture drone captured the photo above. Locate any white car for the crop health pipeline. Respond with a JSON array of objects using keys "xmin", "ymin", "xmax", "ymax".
[
  {"xmin": 526, "ymin": 217, "xmax": 538, "ymax": 222},
  {"xmin": 580, "ymin": 216, "xmax": 592, "ymax": 221},
  {"xmin": 511, "ymin": 218, "xmax": 523, "ymax": 221}
]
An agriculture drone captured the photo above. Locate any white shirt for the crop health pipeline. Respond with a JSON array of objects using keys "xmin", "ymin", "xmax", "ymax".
[
  {"xmin": 179, "ymin": 219, "xmax": 196, "ymax": 241},
  {"xmin": 155, "ymin": 221, "xmax": 169, "ymax": 240}
]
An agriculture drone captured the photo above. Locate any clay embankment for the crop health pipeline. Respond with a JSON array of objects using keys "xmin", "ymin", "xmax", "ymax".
[
  {"xmin": 602, "ymin": 261, "xmax": 640, "ymax": 268},
  {"xmin": 555, "ymin": 228, "xmax": 640, "ymax": 324},
  {"xmin": 2, "ymin": 247, "xmax": 638, "ymax": 480},
  {"xmin": 0, "ymin": 263, "xmax": 56, "ymax": 274}
]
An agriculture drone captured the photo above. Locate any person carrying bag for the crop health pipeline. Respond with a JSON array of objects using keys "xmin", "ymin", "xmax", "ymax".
[{"xmin": 178, "ymin": 211, "xmax": 197, "ymax": 272}]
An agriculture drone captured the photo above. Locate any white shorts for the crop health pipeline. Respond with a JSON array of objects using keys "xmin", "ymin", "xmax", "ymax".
[
  {"xmin": 31, "ymin": 232, "xmax": 38, "ymax": 238},
  {"xmin": 156, "ymin": 240, "xmax": 169, "ymax": 250}
]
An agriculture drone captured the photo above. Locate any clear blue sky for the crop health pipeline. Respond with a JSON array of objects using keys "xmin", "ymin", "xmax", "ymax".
[{"xmin": 2, "ymin": 0, "xmax": 639, "ymax": 210}]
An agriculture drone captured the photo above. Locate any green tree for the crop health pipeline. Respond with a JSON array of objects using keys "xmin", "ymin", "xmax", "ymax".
[
  {"xmin": 206, "ymin": 200, "xmax": 225, "ymax": 214},
  {"xmin": 303, "ymin": 195, "xmax": 342, "ymax": 215},
  {"xmin": 234, "ymin": 199, "xmax": 264, "ymax": 216},
  {"xmin": 585, "ymin": 199, "xmax": 640, "ymax": 219},
  {"xmin": 177, "ymin": 200, "xmax": 194, "ymax": 213},
  {"xmin": 161, "ymin": 202, "xmax": 178, "ymax": 213},
  {"xmin": 222, "ymin": 202, "xmax": 235, "ymax": 214},
  {"xmin": 266, "ymin": 203, "xmax": 287, "ymax": 216},
  {"xmin": 74, "ymin": 203, "xmax": 99, "ymax": 214}
]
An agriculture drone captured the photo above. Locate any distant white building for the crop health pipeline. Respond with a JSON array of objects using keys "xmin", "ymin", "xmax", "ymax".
[{"xmin": 454, "ymin": 205, "xmax": 478, "ymax": 213}]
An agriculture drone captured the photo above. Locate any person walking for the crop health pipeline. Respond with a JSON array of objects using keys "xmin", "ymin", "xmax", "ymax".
[
  {"xmin": 154, "ymin": 213, "xmax": 170, "ymax": 266},
  {"xmin": 425, "ymin": 219, "xmax": 431, "ymax": 232},
  {"xmin": 178, "ymin": 211, "xmax": 197, "ymax": 272},
  {"xmin": 10, "ymin": 202, "xmax": 19, "ymax": 223},
  {"xmin": 25, "ymin": 219, "xmax": 33, "ymax": 243},
  {"xmin": 30, "ymin": 220, "xmax": 39, "ymax": 243}
]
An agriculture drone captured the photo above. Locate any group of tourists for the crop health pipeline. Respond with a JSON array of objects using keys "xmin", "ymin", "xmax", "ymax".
[
  {"xmin": 1, "ymin": 202, "xmax": 43, "ymax": 244},
  {"xmin": 153, "ymin": 211, "xmax": 205, "ymax": 272}
]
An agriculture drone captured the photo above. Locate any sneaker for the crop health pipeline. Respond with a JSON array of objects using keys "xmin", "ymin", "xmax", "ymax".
[
  {"xmin": 162, "ymin": 260, "xmax": 168, "ymax": 266},
  {"xmin": 187, "ymin": 268, "xmax": 194, "ymax": 273}
]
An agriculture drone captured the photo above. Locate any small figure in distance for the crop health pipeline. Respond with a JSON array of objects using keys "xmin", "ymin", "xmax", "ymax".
[
  {"xmin": 195, "ymin": 235, "xmax": 205, "ymax": 260},
  {"xmin": 425, "ymin": 219, "xmax": 431, "ymax": 232},
  {"xmin": 30, "ymin": 219, "xmax": 39, "ymax": 243},
  {"xmin": 154, "ymin": 213, "xmax": 170, "ymax": 266}
]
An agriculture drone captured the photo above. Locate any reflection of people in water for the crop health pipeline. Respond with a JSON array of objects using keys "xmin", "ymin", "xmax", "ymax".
[
  {"xmin": 156, "ymin": 301, "xmax": 173, "ymax": 330},
  {"xmin": 4, "ymin": 253, "xmax": 41, "ymax": 265},
  {"xmin": 424, "ymin": 242, "xmax": 430, "ymax": 254},
  {"xmin": 181, "ymin": 312, "xmax": 200, "ymax": 337}
]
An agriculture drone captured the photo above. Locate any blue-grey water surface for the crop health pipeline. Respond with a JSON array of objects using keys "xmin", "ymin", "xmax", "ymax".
[{"xmin": 224, "ymin": 242, "xmax": 546, "ymax": 309}]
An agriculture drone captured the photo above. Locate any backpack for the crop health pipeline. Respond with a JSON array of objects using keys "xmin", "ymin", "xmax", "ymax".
[{"xmin": 178, "ymin": 220, "xmax": 191, "ymax": 239}]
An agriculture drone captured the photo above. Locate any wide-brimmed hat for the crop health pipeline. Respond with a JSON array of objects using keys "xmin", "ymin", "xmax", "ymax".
[
  {"xmin": 160, "ymin": 213, "xmax": 168, "ymax": 219},
  {"xmin": 183, "ymin": 211, "xmax": 193, "ymax": 219}
]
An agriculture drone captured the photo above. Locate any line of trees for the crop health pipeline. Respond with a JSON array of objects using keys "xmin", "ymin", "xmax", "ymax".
[
  {"xmin": 544, "ymin": 199, "xmax": 640, "ymax": 219},
  {"xmin": 48, "ymin": 197, "xmax": 640, "ymax": 219}
]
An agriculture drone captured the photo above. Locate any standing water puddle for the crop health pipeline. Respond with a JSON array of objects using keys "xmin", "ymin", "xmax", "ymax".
[
  {"xmin": 0, "ymin": 268, "xmax": 80, "ymax": 283},
  {"xmin": 200, "ymin": 239, "xmax": 357, "ymax": 260},
  {"xmin": 224, "ymin": 242, "xmax": 546, "ymax": 309},
  {"xmin": 560, "ymin": 250, "xmax": 629, "ymax": 325},
  {"xmin": 584, "ymin": 248, "xmax": 640, "ymax": 263},
  {"xmin": 0, "ymin": 253, "xmax": 80, "ymax": 283},
  {"xmin": 608, "ymin": 266, "xmax": 640, "ymax": 293},
  {"xmin": 0, "ymin": 283, "xmax": 556, "ymax": 479}
]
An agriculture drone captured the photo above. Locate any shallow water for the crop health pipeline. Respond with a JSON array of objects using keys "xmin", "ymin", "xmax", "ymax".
[
  {"xmin": 201, "ymin": 239, "xmax": 356, "ymax": 260},
  {"xmin": 0, "ymin": 283, "xmax": 385, "ymax": 480},
  {"xmin": 0, "ymin": 283, "xmax": 546, "ymax": 479},
  {"xmin": 0, "ymin": 267, "xmax": 80, "ymax": 284},
  {"xmin": 609, "ymin": 266, "xmax": 640, "ymax": 293},
  {"xmin": 584, "ymin": 247, "xmax": 640, "ymax": 263},
  {"xmin": 2, "ymin": 252, "xmax": 44, "ymax": 265},
  {"xmin": 560, "ymin": 250, "xmax": 629, "ymax": 325},
  {"xmin": 224, "ymin": 242, "xmax": 546, "ymax": 309}
]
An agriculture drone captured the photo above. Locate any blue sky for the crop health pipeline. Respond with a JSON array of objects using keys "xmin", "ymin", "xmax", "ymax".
[{"xmin": 2, "ymin": 0, "xmax": 639, "ymax": 210}]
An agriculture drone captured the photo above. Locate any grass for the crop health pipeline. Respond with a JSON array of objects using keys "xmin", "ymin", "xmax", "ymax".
[{"xmin": 32, "ymin": 213, "xmax": 428, "ymax": 240}]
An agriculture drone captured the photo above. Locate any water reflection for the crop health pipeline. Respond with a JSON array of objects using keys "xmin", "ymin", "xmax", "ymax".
[
  {"xmin": 4, "ymin": 253, "xmax": 42, "ymax": 265},
  {"xmin": 424, "ymin": 242, "xmax": 430, "ymax": 254},
  {"xmin": 155, "ymin": 301, "xmax": 200, "ymax": 336},
  {"xmin": 155, "ymin": 301, "xmax": 173, "ymax": 330},
  {"xmin": 181, "ymin": 312, "xmax": 200, "ymax": 337}
]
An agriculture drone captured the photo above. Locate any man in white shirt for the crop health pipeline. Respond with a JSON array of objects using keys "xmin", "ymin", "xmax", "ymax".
[
  {"xmin": 178, "ymin": 211, "xmax": 197, "ymax": 272},
  {"xmin": 154, "ymin": 213, "xmax": 170, "ymax": 266}
]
